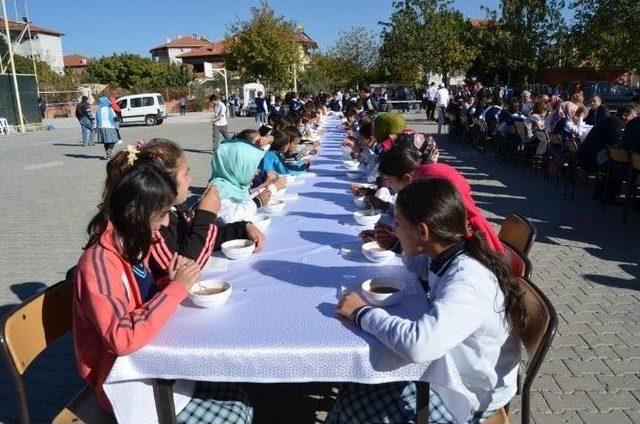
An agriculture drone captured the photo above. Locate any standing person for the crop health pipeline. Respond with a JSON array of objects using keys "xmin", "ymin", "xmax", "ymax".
[
  {"xmin": 227, "ymin": 94, "xmax": 236, "ymax": 118},
  {"xmin": 95, "ymin": 96, "xmax": 119, "ymax": 160},
  {"xmin": 426, "ymin": 82, "xmax": 437, "ymax": 121},
  {"xmin": 38, "ymin": 96, "xmax": 47, "ymax": 119},
  {"xmin": 108, "ymin": 96, "xmax": 123, "ymax": 144},
  {"xmin": 210, "ymin": 94, "xmax": 229, "ymax": 152},
  {"xmin": 435, "ymin": 84, "xmax": 450, "ymax": 134},
  {"xmin": 179, "ymin": 96, "xmax": 187, "ymax": 116},
  {"xmin": 76, "ymin": 95, "xmax": 94, "ymax": 146},
  {"xmin": 255, "ymin": 91, "xmax": 269, "ymax": 125},
  {"xmin": 520, "ymin": 90, "xmax": 534, "ymax": 116}
]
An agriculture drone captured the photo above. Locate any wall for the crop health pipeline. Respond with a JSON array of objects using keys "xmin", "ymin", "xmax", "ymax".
[
  {"xmin": 11, "ymin": 33, "xmax": 64, "ymax": 74},
  {"xmin": 0, "ymin": 74, "xmax": 41, "ymax": 125}
]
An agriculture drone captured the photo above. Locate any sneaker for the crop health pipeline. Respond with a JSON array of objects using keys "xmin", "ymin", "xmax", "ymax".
[{"xmin": 117, "ymin": 140, "xmax": 123, "ymax": 144}]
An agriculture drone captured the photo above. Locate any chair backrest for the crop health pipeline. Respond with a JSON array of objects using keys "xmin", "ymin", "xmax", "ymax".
[
  {"xmin": 499, "ymin": 213, "xmax": 537, "ymax": 255},
  {"xmin": 0, "ymin": 279, "xmax": 73, "ymax": 376},
  {"xmin": 514, "ymin": 121, "xmax": 529, "ymax": 143},
  {"xmin": 503, "ymin": 241, "xmax": 532, "ymax": 279},
  {"xmin": 607, "ymin": 145, "xmax": 630, "ymax": 163},
  {"xmin": 516, "ymin": 276, "xmax": 558, "ymax": 424}
]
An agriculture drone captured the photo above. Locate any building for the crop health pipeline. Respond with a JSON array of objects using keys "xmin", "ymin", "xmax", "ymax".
[
  {"xmin": 0, "ymin": 18, "xmax": 64, "ymax": 73},
  {"xmin": 150, "ymin": 28, "xmax": 318, "ymax": 75},
  {"xmin": 63, "ymin": 54, "xmax": 92, "ymax": 76}
]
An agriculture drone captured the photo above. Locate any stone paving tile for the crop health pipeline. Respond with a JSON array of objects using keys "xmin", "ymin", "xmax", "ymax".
[{"xmin": 1, "ymin": 116, "xmax": 640, "ymax": 422}]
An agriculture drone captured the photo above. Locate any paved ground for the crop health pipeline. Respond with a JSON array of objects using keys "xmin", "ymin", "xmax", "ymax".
[{"xmin": 0, "ymin": 113, "xmax": 638, "ymax": 423}]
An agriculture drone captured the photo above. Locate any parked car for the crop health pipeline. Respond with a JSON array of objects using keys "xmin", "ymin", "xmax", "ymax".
[
  {"xmin": 116, "ymin": 93, "xmax": 167, "ymax": 126},
  {"xmin": 572, "ymin": 82, "xmax": 640, "ymax": 113}
]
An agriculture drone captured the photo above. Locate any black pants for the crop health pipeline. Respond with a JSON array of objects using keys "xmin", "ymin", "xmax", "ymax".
[{"xmin": 426, "ymin": 101, "xmax": 436, "ymax": 120}]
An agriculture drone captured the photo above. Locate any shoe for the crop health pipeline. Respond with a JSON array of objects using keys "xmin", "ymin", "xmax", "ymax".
[{"xmin": 117, "ymin": 140, "xmax": 123, "ymax": 144}]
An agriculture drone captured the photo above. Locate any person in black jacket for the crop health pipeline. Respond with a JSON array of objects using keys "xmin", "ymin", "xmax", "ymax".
[
  {"xmin": 75, "ymin": 95, "xmax": 94, "ymax": 146},
  {"xmin": 585, "ymin": 95, "xmax": 610, "ymax": 126}
]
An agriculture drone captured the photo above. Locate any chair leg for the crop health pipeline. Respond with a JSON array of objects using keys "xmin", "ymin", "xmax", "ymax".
[
  {"xmin": 154, "ymin": 379, "xmax": 177, "ymax": 424},
  {"xmin": 416, "ymin": 381, "xmax": 430, "ymax": 424}
]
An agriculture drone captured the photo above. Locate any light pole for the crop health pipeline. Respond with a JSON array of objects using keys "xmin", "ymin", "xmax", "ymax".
[{"xmin": 2, "ymin": 0, "xmax": 26, "ymax": 132}]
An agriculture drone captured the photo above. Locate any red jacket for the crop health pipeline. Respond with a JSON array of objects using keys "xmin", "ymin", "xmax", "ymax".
[{"xmin": 73, "ymin": 222, "xmax": 187, "ymax": 411}]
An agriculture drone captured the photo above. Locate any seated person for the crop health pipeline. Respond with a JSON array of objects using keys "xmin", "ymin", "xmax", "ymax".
[
  {"xmin": 260, "ymin": 129, "xmax": 310, "ymax": 175},
  {"xmin": 210, "ymin": 140, "xmax": 271, "ymax": 224},
  {"xmin": 331, "ymin": 178, "xmax": 522, "ymax": 424}
]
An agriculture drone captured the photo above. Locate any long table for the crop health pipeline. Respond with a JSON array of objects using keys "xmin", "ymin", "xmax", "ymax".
[{"xmin": 104, "ymin": 116, "xmax": 473, "ymax": 423}]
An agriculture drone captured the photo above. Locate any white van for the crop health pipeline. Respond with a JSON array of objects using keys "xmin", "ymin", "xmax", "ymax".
[{"xmin": 116, "ymin": 93, "xmax": 167, "ymax": 126}]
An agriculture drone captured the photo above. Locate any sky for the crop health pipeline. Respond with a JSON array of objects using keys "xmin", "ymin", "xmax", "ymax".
[{"xmin": 15, "ymin": 0, "xmax": 505, "ymax": 58}]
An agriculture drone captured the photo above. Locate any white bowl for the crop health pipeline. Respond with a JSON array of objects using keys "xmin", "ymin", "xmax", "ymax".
[
  {"xmin": 346, "ymin": 170, "xmax": 365, "ymax": 180},
  {"xmin": 361, "ymin": 278, "xmax": 406, "ymax": 307},
  {"xmin": 188, "ymin": 279, "xmax": 232, "ymax": 309},
  {"xmin": 353, "ymin": 210, "xmax": 381, "ymax": 227},
  {"xmin": 343, "ymin": 160, "xmax": 360, "ymax": 171},
  {"xmin": 221, "ymin": 239, "xmax": 255, "ymax": 260},
  {"xmin": 274, "ymin": 188, "xmax": 287, "ymax": 198},
  {"xmin": 284, "ymin": 174, "xmax": 296, "ymax": 183},
  {"xmin": 362, "ymin": 241, "xmax": 395, "ymax": 263},
  {"xmin": 263, "ymin": 199, "xmax": 286, "ymax": 214},
  {"xmin": 353, "ymin": 196, "xmax": 367, "ymax": 208},
  {"xmin": 251, "ymin": 213, "xmax": 271, "ymax": 232}
]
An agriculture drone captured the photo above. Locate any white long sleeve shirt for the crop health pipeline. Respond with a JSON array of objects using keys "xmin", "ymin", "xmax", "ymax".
[
  {"xmin": 435, "ymin": 88, "xmax": 450, "ymax": 107},
  {"xmin": 358, "ymin": 249, "xmax": 520, "ymax": 416}
]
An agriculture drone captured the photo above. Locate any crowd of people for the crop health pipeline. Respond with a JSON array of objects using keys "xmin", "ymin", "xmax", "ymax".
[{"xmin": 66, "ymin": 82, "xmax": 540, "ymax": 423}]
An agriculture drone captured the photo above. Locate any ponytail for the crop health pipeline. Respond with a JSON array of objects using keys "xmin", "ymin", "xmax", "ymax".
[{"xmin": 397, "ymin": 179, "xmax": 526, "ymax": 334}]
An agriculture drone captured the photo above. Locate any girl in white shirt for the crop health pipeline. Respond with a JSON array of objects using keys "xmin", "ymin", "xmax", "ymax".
[{"xmin": 331, "ymin": 178, "xmax": 525, "ymax": 423}]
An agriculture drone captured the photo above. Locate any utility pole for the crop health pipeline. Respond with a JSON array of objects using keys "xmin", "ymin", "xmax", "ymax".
[
  {"xmin": 23, "ymin": 0, "xmax": 38, "ymax": 96},
  {"xmin": 2, "ymin": 0, "xmax": 26, "ymax": 132}
]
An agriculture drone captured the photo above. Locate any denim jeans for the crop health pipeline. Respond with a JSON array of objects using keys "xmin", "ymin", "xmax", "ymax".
[
  {"xmin": 79, "ymin": 117, "xmax": 93, "ymax": 145},
  {"xmin": 255, "ymin": 112, "xmax": 268, "ymax": 125}
]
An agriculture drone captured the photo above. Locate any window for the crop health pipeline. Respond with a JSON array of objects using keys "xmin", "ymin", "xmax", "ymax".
[
  {"xmin": 130, "ymin": 98, "xmax": 142, "ymax": 108},
  {"xmin": 118, "ymin": 99, "xmax": 127, "ymax": 109},
  {"xmin": 142, "ymin": 97, "xmax": 155, "ymax": 107},
  {"xmin": 157, "ymin": 95, "xmax": 165, "ymax": 105}
]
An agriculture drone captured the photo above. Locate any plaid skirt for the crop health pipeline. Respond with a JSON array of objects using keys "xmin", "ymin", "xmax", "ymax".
[
  {"xmin": 176, "ymin": 382, "xmax": 253, "ymax": 424},
  {"xmin": 326, "ymin": 382, "xmax": 496, "ymax": 424},
  {"xmin": 97, "ymin": 128, "xmax": 118, "ymax": 144}
]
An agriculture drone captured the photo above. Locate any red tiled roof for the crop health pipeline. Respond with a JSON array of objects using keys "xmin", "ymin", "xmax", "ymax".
[
  {"xmin": 469, "ymin": 18, "xmax": 494, "ymax": 27},
  {"xmin": 150, "ymin": 36, "xmax": 211, "ymax": 52},
  {"xmin": 178, "ymin": 41, "xmax": 227, "ymax": 58},
  {"xmin": 293, "ymin": 30, "xmax": 317, "ymax": 48},
  {"xmin": 64, "ymin": 54, "xmax": 91, "ymax": 68},
  {"xmin": 0, "ymin": 18, "xmax": 63, "ymax": 36}
]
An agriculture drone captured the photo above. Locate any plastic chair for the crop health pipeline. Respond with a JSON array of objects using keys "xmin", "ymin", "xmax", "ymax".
[
  {"xmin": 503, "ymin": 242, "xmax": 532, "ymax": 279},
  {"xmin": 623, "ymin": 152, "xmax": 640, "ymax": 222},
  {"xmin": 601, "ymin": 145, "xmax": 630, "ymax": 211},
  {"xmin": 0, "ymin": 279, "xmax": 115, "ymax": 423},
  {"xmin": 499, "ymin": 214, "xmax": 537, "ymax": 255}
]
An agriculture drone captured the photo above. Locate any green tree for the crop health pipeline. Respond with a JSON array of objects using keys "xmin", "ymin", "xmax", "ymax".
[
  {"xmin": 570, "ymin": 0, "xmax": 640, "ymax": 72},
  {"xmin": 328, "ymin": 26, "xmax": 379, "ymax": 85},
  {"xmin": 299, "ymin": 53, "xmax": 345, "ymax": 92},
  {"xmin": 378, "ymin": 0, "xmax": 477, "ymax": 85},
  {"xmin": 225, "ymin": 1, "xmax": 301, "ymax": 89}
]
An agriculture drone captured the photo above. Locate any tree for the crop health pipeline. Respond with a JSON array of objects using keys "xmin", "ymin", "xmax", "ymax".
[
  {"xmin": 570, "ymin": 0, "xmax": 640, "ymax": 72},
  {"xmin": 328, "ymin": 26, "xmax": 379, "ymax": 85},
  {"xmin": 378, "ymin": 0, "xmax": 477, "ymax": 85},
  {"xmin": 469, "ymin": 0, "xmax": 567, "ymax": 85},
  {"xmin": 225, "ymin": 1, "xmax": 301, "ymax": 89}
]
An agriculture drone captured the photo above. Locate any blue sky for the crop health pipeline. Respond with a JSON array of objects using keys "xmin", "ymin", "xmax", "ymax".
[{"xmin": 18, "ymin": 0, "xmax": 526, "ymax": 58}]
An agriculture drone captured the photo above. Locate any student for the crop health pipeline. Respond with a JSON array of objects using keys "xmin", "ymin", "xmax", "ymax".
[
  {"xmin": 259, "ymin": 129, "xmax": 310, "ymax": 175},
  {"xmin": 210, "ymin": 94, "xmax": 229, "ymax": 152},
  {"xmin": 210, "ymin": 140, "xmax": 271, "ymax": 224},
  {"xmin": 255, "ymin": 91, "xmax": 269, "ymax": 125},
  {"xmin": 103, "ymin": 139, "xmax": 265, "ymax": 272},
  {"xmin": 73, "ymin": 163, "xmax": 253, "ymax": 422},
  {"xmin": 373, "ymin": 112, "xmax": 407, "ymax": 152},
  {"xmin": 332, "ymin": 178, "xmax": 524, "ymax": 424},
  {"xmin": 95, "ymin": 96, "xmax": 119, "ymax": 159},
  {"xmin": 108, "ymin": 95, "xmax": 123, "ymax": 143}
]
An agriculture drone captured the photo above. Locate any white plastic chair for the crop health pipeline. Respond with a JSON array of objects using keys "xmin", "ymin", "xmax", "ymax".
[{"xmin": 0, "ymin": 118, "xmax": 10, "ymax": 135}]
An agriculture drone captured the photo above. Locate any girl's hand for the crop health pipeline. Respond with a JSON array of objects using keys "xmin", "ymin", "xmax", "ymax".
[
  {"xmin": 365, "ymin": 196, "xmax": 389, "ymax": 211},
  {"xmin": 350, "ymin": 184, "xmax": 373, "ymax": 196},
  {"xmin": 264, "ymin": 171, "xmax": 277, "ymax": 183},
  {"xmin": 258, "ymin": 189, "xmax": 272, "ymax": 206},
  {"xmin": 375, "ymin": 225, "xmax": 399, "ymax": 251},
  {"xmin": 336, "ymin": 292, "xmax": 367, "ymax": 321},
  {"xmin": 274, "ymin": 177, "xmax": 287, "ymax": 190},
  {"xmin": 168, "ymin": 253, "xmax": 191, "ymax": 280},
  {"xmin": 245, "ymin": 222, "xmax": 265, "ymax": 252},
  {"xmin": 198, "ymin": 185, "xmax": 221, "ymax": 215},
  {"xmin": 173, "ymin": 262, "xmax": 201, "ymax": 291}
]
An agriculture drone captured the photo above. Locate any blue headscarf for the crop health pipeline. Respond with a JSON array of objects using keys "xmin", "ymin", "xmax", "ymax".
[{"xmin": 209, "ymin": 140, "xmax": 265, "ymax": 203}]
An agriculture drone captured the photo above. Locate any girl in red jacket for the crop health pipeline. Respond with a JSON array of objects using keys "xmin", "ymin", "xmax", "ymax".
[{"xmin": 73, "ymin": 163, "xmax": 253, "ymax": 423}]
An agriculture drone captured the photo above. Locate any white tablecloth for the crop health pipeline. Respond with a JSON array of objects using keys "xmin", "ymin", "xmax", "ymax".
[{"xmin": 104, "ymin": 117, "xmax": 475, "ymax": 423}]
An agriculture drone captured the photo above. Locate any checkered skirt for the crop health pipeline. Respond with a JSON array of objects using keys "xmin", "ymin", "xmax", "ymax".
[
  {"xmin": 326, "ymin": 382, "xmax": 496, "ymax": 424},
  {"xmin": 176, "ymin": 382, "xmax": 253, "ymax": 424}
]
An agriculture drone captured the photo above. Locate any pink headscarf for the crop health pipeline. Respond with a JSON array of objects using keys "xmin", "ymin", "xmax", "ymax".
[{"xmin": 413, "ymin": 163, "xmax": 504, "ymax": 254}]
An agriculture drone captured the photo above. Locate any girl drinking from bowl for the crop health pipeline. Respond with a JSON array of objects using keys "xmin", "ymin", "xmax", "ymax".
[
  {"xmin": 332, "ymin": 178, "xmax": 524, "ymax": 424},
  {"xmin": 104, "ymin": 139, "xmax": 265, "ymax": 269},
  {"xmin": 74, "ymin": 163, "xmax": 253, "ymax": 422},
  {"xmin": 259, "ymin": 129, "xmax": 310, "ymax": 175},
  {"xmin": 210, "ymin": 139, "xmax": 272, "ymax": 224}
]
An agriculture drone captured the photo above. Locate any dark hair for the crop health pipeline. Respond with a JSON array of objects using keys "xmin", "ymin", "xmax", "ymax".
[
  {"xmin": 493, "ymin": 97, "xmax": 504, "ymax": 107},
  {"xmin": 283, "ymin": 125, "xmax": 302, "ymax": 142},
  {"xmin": 270, "ymin": 129, "xmax": 290, "ymax": 152},
  {"xmin": 396, "ymin": 179, "xmax": 527, "ymax": 333},
  {"xmin": 378, "ymin": 144, "xmax": 421, "ymax": 178},
  {"xmin": 617, "ymin": 106, "xmax": 634, "ymax": 118},
  {"xmin": 632, "ymin": 94, "xmax": 640, "ymax": 105},
  {"xmin": 81, "ymin": 95, "xmax": 88, "ymax": 102},
  {"xmin": 87, "ymin": 163, "xmax": 177, "ymax": 264},
  {"xmin": 532, "ymin": 101, "xmax": 547, "ymax": 115},
  {"xmin": 209, "ymin": 94, "xmax": 218, "ymax": 102},
  {"xmin": 236, "ymin": 129, "xmax": 260, "ymax": 141},
  {"xmin": 359, "ymin": 120, "xmax": 373, "ymax": 139},
  {"xmin": 103, "ymin": 138, "xmax": 183, "ymax": 203}
]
